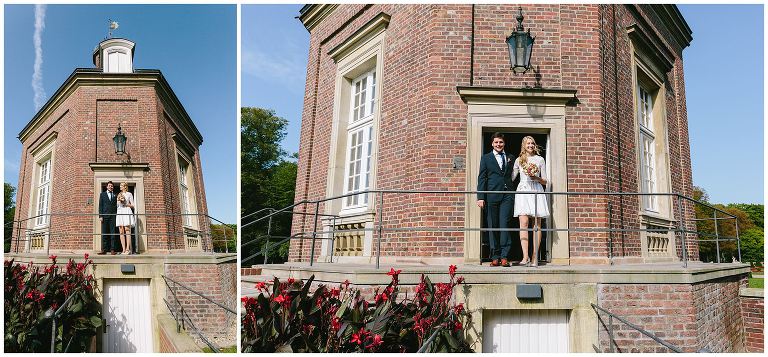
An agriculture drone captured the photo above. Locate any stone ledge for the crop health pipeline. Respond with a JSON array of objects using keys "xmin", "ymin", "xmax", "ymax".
[
  {"xmin": 740, "ymin": 287, "xmax": 764, "ymax": 298},
  {"xmin": 157, "ymin": 314, "xmax": 203, "ymax": 353},
  {"xmin": 6, "ymin": 252, "xmax": 237, "ymax": 265},
  {"xmin": 253, "ymin": 261, "xmax": 750, "ymax": 286}
]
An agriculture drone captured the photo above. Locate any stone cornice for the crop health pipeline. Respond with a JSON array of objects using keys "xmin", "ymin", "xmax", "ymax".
[
  {"xmin": 655, "ymin": 5, "xmax": 693, "ymax": 50},
  {"xmin": 626, "ymin": 24, "xmax": 675, "ymax": 73},
  {"xmin": 19, "ymin": 69, "xmax": 203, "ymax": 148},
  {"xmin": 327, "ymin": 12, "xmax": 390, "ymax": 62},
  {"xmin": 457, "ymin": 86, "xmax": 579, "ymax": 106},
  {"xmin": 299, "ymin": 4, "xmax": 339, "ymax": 32}
]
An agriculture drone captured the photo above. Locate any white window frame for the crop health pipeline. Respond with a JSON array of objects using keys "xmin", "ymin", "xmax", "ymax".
[
  {"xmin": 637, "ymin": 83, "xmax": 658, "ymax": 212},
  {"xmin": 177, "ymin": 156, "xmax": 194, "ymax": 228},
  {"xmin": 343, "ymin": 70, "xmax": 377, "ymax": 210},
  {"xmin": 34, "ymin": 158, "xmax": 52, "ymax": 227}
]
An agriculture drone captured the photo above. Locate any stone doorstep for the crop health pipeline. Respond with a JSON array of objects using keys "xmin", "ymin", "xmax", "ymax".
[{"xmin": 250, "ymin": 262, "xmax": 750, "ymax": 286}]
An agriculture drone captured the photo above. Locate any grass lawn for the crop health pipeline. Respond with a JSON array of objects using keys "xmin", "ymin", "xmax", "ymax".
[
  {"xmin": 203, "ymin": 346, "xmax": 237, "ymax": 353},
  {"xmin": 748, "ymin": 277, "xmax": 764, "ymax": 289}
]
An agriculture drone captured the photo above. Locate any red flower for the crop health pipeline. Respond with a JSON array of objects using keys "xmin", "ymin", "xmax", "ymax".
[
  {"xmin": 350, "ymin": 331, "xmax": 363, "ymax": 345},
  {"xmin": 454, "ymin": 303, "xmax": 465, "ymax": 314},
  {"xmin": 343, "ymin": 279, "xmax": 351, "ymax": 289},
  {"xmin": 366, "ymin": 334, "xmax": 384, "ymax": 349},
  {"xmin": 453, "ymin": 321, "xmax": 463, "ymax": 332},
  {"xmin": 287, "ymin": 277, "xmax": 295, "ymax": 285},
  {"xmin": 25, "ymin": 291, "xmax": 34, "ymax": 300},
  {"xmin": 274, "ymin": 294, "xmax": 286, "ymax": 304},
  {"xmin": 375, "ymin": 293, "xmax": 389, "ymax": 303},
  {"xmin": 330, "ymin": 287, "xmax": 340, "ymax": 297},
  {"xmin": 255, "ymin": 281, "xmax": 266, "ymax": 291},
  {"xmin": 49, "ymin": 255, "xmax": 57, "ymax": 261},
  {"xmin": 387, "ymin": 268, "xmax": 402, "ymax": 278},
  {"xmin": 331, "ymin": 317, "xmax": 341, "ymax": 331},
  {"xmin": 449, "ymin": 264, "xmax": 457, "ymax": 277},
  {"xmin": 456, "ymin": 276, "xmax": 465, "ymax": 284},
  {"xmin": 241, "ymin": 296, "xmax": 248, "ymax": 303},
  {"xmin": 84, "ymin": 253, "xmax": 89, "ymax": 260}
]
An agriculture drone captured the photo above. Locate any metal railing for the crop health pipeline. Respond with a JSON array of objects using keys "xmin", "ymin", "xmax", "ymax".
[
  {"xmin": 241, "ymin": 190, "xmax": 742, "ymax": 269},
  {"xmin": 161, "ymin": 275, "xmax": 237, "ymax": 353},
  {"xmin": 592, "ymin": 303, "xmax": 683, "ymax": 352},
  {"xmin": 49, "ymin": 293, "xmax": 78, "ymax": 352},
  {"xmin": 6, "ymin": 212, "xmax": 235, "ymax": 255}
]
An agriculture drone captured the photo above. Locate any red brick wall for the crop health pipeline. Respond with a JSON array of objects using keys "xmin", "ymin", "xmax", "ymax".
[
  {"xmin": 597, "ymin": 275, "xmax": 747, "ymax": 352},
  {"xmin": 740, "ymin": 292, "xmax": 764, "ymax": 353},
  {"xmin": 12, "ymin": 74, "xmax": 209, "ymax": 253},
  {"xmin": 164, "ymin": 261, "xmax": 237, "ymax": 340},
  {"xmin": 290, "ymin": 4, "xmax": 696, "ymax": 262}
]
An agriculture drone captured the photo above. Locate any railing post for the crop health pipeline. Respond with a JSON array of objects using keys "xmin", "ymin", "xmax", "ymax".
[
  {"xmin": 51, "ymin": 315, "xmax": 57, "ymax": 352},
  {"xmin": 376, "ymin": 192, "xmax": 384, "ymax": 269},
  {"xmin": 608, "ymin": 201, "xmax": 613, "ymax": 264},
  {"xmin": 677, "ymin": 195, "xmax": 688, "ymax": 268},
  {"xmin": 329, "ymin": 216, "xmax": 337, "ymax": 263},
  {"xmin": 264, "ymin": 214, "xmax": 273, "ymax": 265},
  {"xmin": 609, "ymin": 314, "xmax": 614, "ymax": 353},
  {"xmin": 223, "ymin": 219, "xmax": 229, "ymax": 253},
  {"xmin": 713, "ymin": 210, "xmax": 720, "ymax": 263},
  {"xmin": 534, "ymin": 191, "xmax": 539, "ymax": 262},
  {"xmin": 309, "ymin": 201, "xmax": 320, "ymax": 266},
  {"xmin": 735, "ymin": 218, "xmax": 741, "ymax": 262}
]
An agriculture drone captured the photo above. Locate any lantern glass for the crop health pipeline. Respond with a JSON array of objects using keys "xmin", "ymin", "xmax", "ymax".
[
  {"xmin": 113, "ymin": 128, "xmax": 126, "ymax": 155},
  {"xmin": 507, "ymin": 30, "xmax": 535, "ymax": 73}
]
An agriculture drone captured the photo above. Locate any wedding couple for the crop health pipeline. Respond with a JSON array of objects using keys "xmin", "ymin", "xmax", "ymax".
[
  {"xmin": 477, "ymin": 133, "xmax": 549, "ymax": 267},
  {"xmin": 98, "ymin": 181, "xmax": 137, "ymax": 255}
]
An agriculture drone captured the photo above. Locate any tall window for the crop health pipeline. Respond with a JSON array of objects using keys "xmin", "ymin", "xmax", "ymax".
[
  {"xmin": 179, "ymin": 158, "xmax": 193, "ymax": 227},
  {"xmin": 35, "ymin": 158, "xmax": 51, "ymax": 227},
  {"xmin": 344, "ymin": 70, "xmax": 377, "ymax": 208},
  {"xmin": 637, "ymin": 83, "xmax": 657, "ymax": 211}
]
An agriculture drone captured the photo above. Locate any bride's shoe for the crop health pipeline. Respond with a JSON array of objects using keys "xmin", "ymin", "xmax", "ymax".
[
  {"xmin": 530, "ymin": 260, "xmax": 539, "ymax": 267},
  {"xmin": 519, "ymin": 258, "xmax": 530, "ymax": 266}
]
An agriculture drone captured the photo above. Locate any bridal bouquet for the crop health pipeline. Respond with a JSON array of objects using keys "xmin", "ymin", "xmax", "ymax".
[
  {"xmin": 117, "ymin": 192, "xmax": 125, "ymax": 203},
  {"xmin": 521, "ymin": 161, "xmax": 539, "ymax": 177}
]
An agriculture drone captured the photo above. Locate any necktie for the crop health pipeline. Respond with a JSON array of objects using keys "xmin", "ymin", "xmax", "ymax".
[
  {"xmin": 108, "ymin": 192, "xmax": 112, "ymax": 200},
  {"xmin": 500, "ymin": 153, "xmax": 506, "ymax": 171}
]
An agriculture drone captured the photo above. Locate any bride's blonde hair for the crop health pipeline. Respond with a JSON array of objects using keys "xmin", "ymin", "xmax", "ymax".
[
  {"xmin": 518, "ymin": 136, "xmax": 541, "ymax": 165},
  {"xmin": 120, "ymin": 182, "xmax": 129, "ymax": 192}
]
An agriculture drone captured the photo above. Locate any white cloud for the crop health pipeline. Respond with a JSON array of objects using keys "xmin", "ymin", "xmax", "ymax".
[
  {"xmin": 242, "ymin": 47, "xmax": 306, "ymax": 90},
  {"xmin": 32, "ymin": 4, "xmax": 47, "ymax": 111}
]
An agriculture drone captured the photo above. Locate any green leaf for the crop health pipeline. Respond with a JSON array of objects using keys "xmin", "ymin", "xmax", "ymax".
[{"xmin": 90, "ymin": 316, "xmax": 103, "ymax": 327}]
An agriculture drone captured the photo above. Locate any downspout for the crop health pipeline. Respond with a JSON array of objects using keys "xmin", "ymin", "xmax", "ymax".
[
  {"xmin": 470, "ymin": 4, "xmax": 475, "ymax": 86},
  {"xmin": 612, "ymin": 4, "xmax": 626, "ymax": 256}
]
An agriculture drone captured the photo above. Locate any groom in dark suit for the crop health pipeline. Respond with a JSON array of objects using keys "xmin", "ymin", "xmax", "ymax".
[
  {"xmin": 477, "ymin": 133, "xmax": 514, "ymax": 267},
  {"xmin": 98, "ymin": 181, "xmax": 118, "ymax": 255}
]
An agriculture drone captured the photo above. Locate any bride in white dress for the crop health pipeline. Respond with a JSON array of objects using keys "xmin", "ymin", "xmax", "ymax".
[
  {"xmin": 116, "ymin": 182, "xmax": 136, "ymax": 255},
  {"xmin": 512, "ymin": 136, "xmax": 549, "ymax": 267}
]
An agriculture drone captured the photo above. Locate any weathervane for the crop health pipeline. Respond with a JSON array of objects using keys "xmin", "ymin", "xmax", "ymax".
[{"xmin": 108, "ymin": 19, "xmax": 119, "ymax": 38}]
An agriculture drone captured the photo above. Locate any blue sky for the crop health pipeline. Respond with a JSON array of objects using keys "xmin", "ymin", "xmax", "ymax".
[
  {"xmin": 4, "ymin": 4, "xmax": 237, "ymax": 223},
  {"xmin": 242, "ymin": 4, "xmax": 764, "ymax": 204}
]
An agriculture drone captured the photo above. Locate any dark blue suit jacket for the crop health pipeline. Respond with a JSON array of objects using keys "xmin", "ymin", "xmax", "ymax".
[
  {"xmin": 99, "ymin": 191, "xmax": 118, "ymax": 219},
  {"xmin": 477, "ymin": 151, "xmax": 514, "ymax": 202}
]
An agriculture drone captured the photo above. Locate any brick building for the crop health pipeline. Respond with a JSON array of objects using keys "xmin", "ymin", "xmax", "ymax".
[
  {"xmin": 251, "ymin": 4, "xmax": 757, "ymax": 352},
  {"xmin": 7, "ymin": 37, "xmax": 236, "ymax": 352}
]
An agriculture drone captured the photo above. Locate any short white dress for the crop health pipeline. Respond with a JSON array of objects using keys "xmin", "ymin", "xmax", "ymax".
[
  {"xmin": 512, "ymin": 155, "xmax": 550, "ymax": 217},
  {"xmin": 116, "ymin": 192, "xmax": 136, "ymax": 227}
]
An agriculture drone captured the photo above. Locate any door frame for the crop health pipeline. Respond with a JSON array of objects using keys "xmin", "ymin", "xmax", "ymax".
[
  {"xmin": 459, "ymin": 87, "xmax": 574, "ymax": 265},
  {"xmin": 102, "ymin": 278, "xmax": 154, "ymax": 353},
  {"xmin": 90, "ymin": 163, "xmax": 148, "ymax": 253}
]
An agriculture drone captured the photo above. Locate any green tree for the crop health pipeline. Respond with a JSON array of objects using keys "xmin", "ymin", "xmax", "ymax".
[
  {"xmin": 694, "ymin": 187, "xmax": 762, "ymax": 262},
  {"xmin": 211, "ymin": 223, "xmax": 237, "ymax": 253},
  {"xmin": 241, "ymin": 107, "xmax": 297, "ymax": 266},
  {"xmin": 5, "ymin": 183, "xmax": 16, "ymax": 253}
]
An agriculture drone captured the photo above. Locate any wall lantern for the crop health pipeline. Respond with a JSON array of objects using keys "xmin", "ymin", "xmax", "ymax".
[
  {"xmin": 506, "ymin": 7, "xmax": 535, "ymax": 74},
  {"xmin": 113, "ymin": 125, "xmax": 126, "ymax": 155}
]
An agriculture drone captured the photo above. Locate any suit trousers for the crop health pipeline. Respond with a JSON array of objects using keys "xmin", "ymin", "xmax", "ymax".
[
  {"xmin": 101, "ymin": 216, "xmax": 118, "ymax": 252},
  {"xmin": 486, "ymin": 194, "xmax": 513, "ymax": 260}
]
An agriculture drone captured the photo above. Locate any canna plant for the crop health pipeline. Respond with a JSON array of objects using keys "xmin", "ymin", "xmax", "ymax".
[
  {"xmin": 4, "ymin": 255, "xmax": 102, "ymax": 352},
  {"xmin": 241, "ymin": 265, "xmax": 473, "ymax": 352}
]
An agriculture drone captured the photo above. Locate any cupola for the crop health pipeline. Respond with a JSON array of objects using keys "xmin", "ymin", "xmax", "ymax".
[{"xmin": 92, "ymin": 38, "xmax": 135, "ymax": 73}]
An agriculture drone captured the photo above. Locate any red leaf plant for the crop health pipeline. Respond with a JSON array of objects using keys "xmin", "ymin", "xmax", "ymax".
[{"xmin": 241, "ymin": 266, "xmax": 473, "ymax": 352}]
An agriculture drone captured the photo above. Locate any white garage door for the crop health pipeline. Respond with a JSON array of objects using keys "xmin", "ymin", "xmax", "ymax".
[
  {"xmin": 483, "ymin": 309, "xmax": 569, "ymax": 353},
  {"xmin": 103, "ymin": 279, "xmax": 153, "ymax": 353}
]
